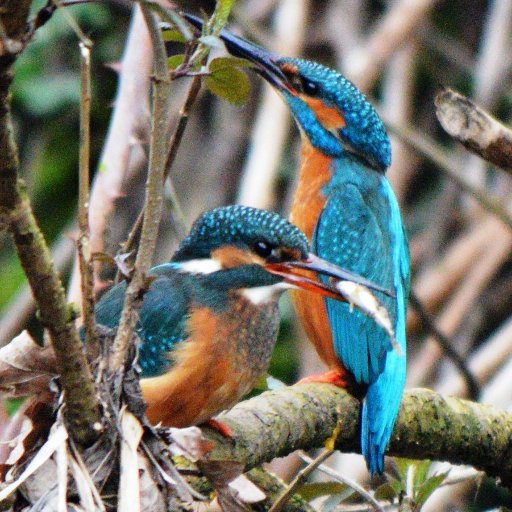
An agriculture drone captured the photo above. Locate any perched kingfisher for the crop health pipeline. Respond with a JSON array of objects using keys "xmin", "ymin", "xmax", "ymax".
[
  {"xmin": 183, "ymin": 15, "xmax": 410, "ymax": 473},
  {"xmin": 94, "ymin": 205, "xmax": 384, "ymax": 431}
]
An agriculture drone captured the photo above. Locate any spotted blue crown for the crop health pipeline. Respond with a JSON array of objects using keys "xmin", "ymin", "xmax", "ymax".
[
  {"xmin": 279, "ymin": 58, "xmax": 391, "ymax": 171},
  {"xmin": 172, "ymin": 205, "xmax": 309, "ymax": 261}
]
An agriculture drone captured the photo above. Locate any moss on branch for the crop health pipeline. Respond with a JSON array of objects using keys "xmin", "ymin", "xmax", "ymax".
[{"xmin": 199, "ymin": 385, "xmax": 512, "ymax": 486}]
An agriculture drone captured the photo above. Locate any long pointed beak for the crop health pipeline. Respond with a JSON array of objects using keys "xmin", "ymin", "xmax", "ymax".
[
  {"xmin": 265, "ymin": 252, "xmax": 394, "ymax": 301},
  {"xmin": 181, "ymin": 12, "xmax": 287, "ymax": 90},
  {"xmin": 284, "ymin": 254, "xmax": 395, "ymax": 298}
]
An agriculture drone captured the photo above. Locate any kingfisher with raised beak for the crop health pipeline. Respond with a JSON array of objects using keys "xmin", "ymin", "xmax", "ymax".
[
  {"xmin": 94, "ymin": 205, "xmax": 387, "ymax": 434},
  {"xmin": 183, "ymin": 14, "xmax": 410, "ymax": 473}
]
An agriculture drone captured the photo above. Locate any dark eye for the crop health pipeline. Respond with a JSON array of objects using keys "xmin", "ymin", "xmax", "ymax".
[
  {"xmin": 253, "ymin": 241, "xmax": 273, "ymax": 258},
  {"xmin": 301, "ymin": 78, "xmax": 319, "ymax": 96}
]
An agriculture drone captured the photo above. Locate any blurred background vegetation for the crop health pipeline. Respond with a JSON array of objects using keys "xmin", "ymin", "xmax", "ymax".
[{"xmin": 2, "ymin": 0, "xmax": 512, "ymax": 509}]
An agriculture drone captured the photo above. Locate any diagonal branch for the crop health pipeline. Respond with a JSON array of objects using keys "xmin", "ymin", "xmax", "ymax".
[
  {"xmin": 0, "ymin": 0, "xmax": 100, "ymax": 445},
  {"xmin": 435, "ymin": 87, "xmax": 512, "ymax": 174},
  {"xmin": 199, "ymin": 385, "xmax": 512, "ymax": 488},
  {"xmin": 109, "ymin": 3, "xmax": 172, "ymax": 370}
]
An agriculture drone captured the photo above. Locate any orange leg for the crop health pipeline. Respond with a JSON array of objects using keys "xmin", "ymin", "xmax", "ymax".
[
  {"xmin": 204, "ymin": 418, "xmax": 233, "ymax": 438},
  {"xmin": 297, "ymin": 369, "xmax": 351, "ymax": 389}
]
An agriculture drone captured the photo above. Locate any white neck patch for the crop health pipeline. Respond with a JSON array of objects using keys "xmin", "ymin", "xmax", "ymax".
[
  {"xmin": 178, "ymin": 258, "xmax": 222, "ymax": 275},
  {"xmin": 242, "ymin": 282, "xmax": 291, "ymax": 305}
]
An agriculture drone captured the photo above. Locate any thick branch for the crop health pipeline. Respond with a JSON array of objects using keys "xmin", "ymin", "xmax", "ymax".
[
  {"xmin": 0, "ymin": 2, "xmax": 100, "ymax": 445},
  {"xmin": 435, "ymin": 87, "xmax": 512, "ymax": 174},
  {"xmin": 200, "ymin": 385, "xmax": 512, "ymax": 487}
]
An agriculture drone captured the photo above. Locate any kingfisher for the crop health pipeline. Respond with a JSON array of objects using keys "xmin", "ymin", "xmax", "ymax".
[
  {"xmin": 183, "ymin": 14, "xmax": 410, "ymax": 473},
  {"xmin": 93, "ymin": 205, "xmax": 385, "ymax": 432}
]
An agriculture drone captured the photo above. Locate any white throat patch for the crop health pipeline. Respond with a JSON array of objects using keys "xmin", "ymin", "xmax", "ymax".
[
  {"xmin": 242, "ymin": 282, "xmax": 291, "ymax": 305},
  {"xmin": 178, "ymin": 258, "xmax": 222, "ymax": 275}
]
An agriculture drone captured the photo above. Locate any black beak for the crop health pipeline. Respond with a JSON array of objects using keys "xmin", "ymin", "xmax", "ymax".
[
  {"xmin": 265, "ymin": 252, "xmax": 394, "ymax": 302},
  {"xmin": 284, "ymin": 254, "xmax": 395, "ymax": 298},
  {"xmin": 181, "ymin": 12, "xmax": 288, "ymax": 90}
]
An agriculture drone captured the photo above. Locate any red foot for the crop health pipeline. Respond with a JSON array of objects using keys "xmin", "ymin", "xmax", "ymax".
[
  {"xmin": 204, "ymin": 419, "xmax": 233, "ymax": 438},
  {"xmin": 298, "ymin": 369, "xmax": 350, "ymax": 389}
]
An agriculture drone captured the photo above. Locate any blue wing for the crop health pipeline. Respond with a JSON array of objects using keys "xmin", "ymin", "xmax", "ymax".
[
  {"xmin": 94, "ymin": 263, "xmax": 190, "ymax": 378},
  {"xmin": 314, "ymin": 176, "xmax": 409, "ymax": 474},
  {"xmin": 361, "ymin": 179, "xmax": 410, "ymax": 474},
  {"xmin": 313, "ymin": 182, "xmax": 396, "ymax": 385}
]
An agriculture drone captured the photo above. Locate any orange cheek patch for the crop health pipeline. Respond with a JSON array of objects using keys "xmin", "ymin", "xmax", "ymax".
[
  {"xmin": 212, "ymin": 246, "xmax": 262, "ymax": 269},
  {"xmin": 301, "ymin": 96, "xmax": 346, "ymax": 131}
]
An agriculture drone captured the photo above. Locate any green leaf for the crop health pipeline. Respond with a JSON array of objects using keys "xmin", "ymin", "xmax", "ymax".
[
  {"xmin": 296, "ymin": 482, "xmax": 348, "ymax": 501},
  {"xmin": 415, "ymin": 471, "xmax": 449, "ymax": 506},
  {"xmin": 374, "ymin": 483, "xmax": 398, "ymax": 501},
  {"xmin": 394, "ymin": 457, "xmax": 415, "ymax": 481},
  {"xmin": 162, "ymin": 29, "xmax": 186, "ymax": 43},
  {"xmin": 413, "ymin": 459, "xmax": 434, "ymax": 491},
  {"xmin": 205, "ymin": 60, "xmax": 250, "ymax": 105},
  {"xmin": 209, "ymin": 0, "xmax": 235, "ymax": 34},
  {"xmin": 212, "ymin": 56, "xmax": 254, "ymax": 70},
  {"xmin": 167, "ymin": 54, "xmax": 185, "ymax": 71},
  {"xmin": 388, "ymin": 476, "xmax": 405, "ymax": 496}
]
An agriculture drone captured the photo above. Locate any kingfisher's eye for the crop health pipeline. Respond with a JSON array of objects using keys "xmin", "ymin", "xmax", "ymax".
[
  {"xmin": 301, "ymin": 78, "xmax": 319, "ymax": 96},
  {"xmin": 253, "ymin": 241, "xmax": 273, "ymax": 258}
]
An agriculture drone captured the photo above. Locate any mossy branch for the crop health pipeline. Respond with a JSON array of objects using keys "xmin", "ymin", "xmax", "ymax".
[
  {"xmin": 199, "ymin": 385, "xmax": 512, "ymax": 487},
  {"xmin": 0, "ymin": 1, "xmax": 100, "ymax": 445}
]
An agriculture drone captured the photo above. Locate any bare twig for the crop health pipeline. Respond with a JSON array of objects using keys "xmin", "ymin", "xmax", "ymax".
[
  {"xmin": 408, "ymin": 218, "xmax": 499, "ymax": 332},
  {"xmin": 380, "ymin": 112, "xmax": 512, "ymax": 230},
  {"xmin": 409, "ymin": 291, "xmax": 480, "ymax": 400},
  {"xmin": 67, "ymin": 6, "xmax": 152, "ymax": 304},
  {"xmin": 435, "ymin": 88, "xmax": 512, "ymax": 174},
  {"xmin": 408, "ymin": 226, "xmax": 512, "ymax": 387},
  {"xmin": 438, "ymin": 316, "xmax": 512, "ymax": 397},
  {"xmin": 269, "ymin": 448, "xmax": 334, "ymax": 512},
  {"xmin": 77, "ymin": 41, "xmax": 96, "ymax": 349},
  {"xmin": 121, "ymin": 75, "xmax": 201, "ymax": 256},
  {"xmin": 0, "ymin": 0, "xmax": 100, "ymax": 445},
  {"xmin": 297, "ymin": 451, "xmax": 384, "ymax": 511},
  {"xmin": 109, "ymin": 4, "xmax": 172, "ymax": 371}
]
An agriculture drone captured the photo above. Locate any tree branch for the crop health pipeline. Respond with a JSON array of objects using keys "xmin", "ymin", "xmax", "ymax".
[
  {"xmin": 199, "ymin": 385, "xmax": 512, "ymax": 487},
  {"xmin": 109, "ymin": 3, "xmax": 172, "ymax": 370},
  {"xmin": 435, "ymin": 87, "xmax": 512, "ymax": 174},
  {"xmin": 0, "ymin": 0, "xmax": 100, "ymax": 445}
]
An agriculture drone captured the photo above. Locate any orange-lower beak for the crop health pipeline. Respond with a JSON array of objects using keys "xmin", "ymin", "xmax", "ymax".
[{"xmin": 265, "ymin": 252, "xmax": 393, "ymax": 301}]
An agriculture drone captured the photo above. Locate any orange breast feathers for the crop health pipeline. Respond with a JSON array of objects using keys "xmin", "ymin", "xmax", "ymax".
[
  {"xmin": 140, "ymin": 306, "xmax": 250, "ymax": 427},
  {"xmin": 289, "ymin": 140, "xmax": 344, "ymax": 371}
]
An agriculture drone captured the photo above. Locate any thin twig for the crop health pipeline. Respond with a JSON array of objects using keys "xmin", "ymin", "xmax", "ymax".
[
  {"xmin": 297, "ymin": 452, "xmax": 384, "ymax": 511},
  {"xmin": 268, "ymin": 448, "xmax": 334, "ymax": 512},
  {"xmin": 0, "ymin": 0, "xmax": 100, "ymax": 445},
  {"xmin": 121, "ymin": 74, "xmax": 201, "ymax": 256},
  {"xmin": 109, "ymin": 3, "xmax": 172, "ymax": 371},
  {"xmin": 380, "ymin": 112, "xmax": 512, "ymax": 230},
  {"xmin": 77, "ymin": 41, "xmax": 96, "ymax": 350},
  {"xmin": 51, "ymin": 0, "xmax": 93, "ymax": 47},
  {"xmin": 409, "ymin": 291, "xmax": 480, "ymax": 400},
  {"xmin": 67, "ymin": 6, "xmax": 152, "ymax": 305}
]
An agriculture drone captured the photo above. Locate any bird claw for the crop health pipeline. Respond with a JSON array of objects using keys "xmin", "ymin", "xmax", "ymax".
[
  {"xmin": 297, "ymin": 369, "xmax": 350, "ymax": 389},
  {"xmin": 204, "ymin": 419, "xmax": 234, "ymax": 439}
]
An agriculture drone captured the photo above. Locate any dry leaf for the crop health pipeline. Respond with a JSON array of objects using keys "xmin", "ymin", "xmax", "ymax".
[
  {"xmin": 0, "ymin": 331, "xmax": 56, "ymax": 397},
  {"xmin": 169, "ymin": 426, "xmax": 215, "ymax": 461}
]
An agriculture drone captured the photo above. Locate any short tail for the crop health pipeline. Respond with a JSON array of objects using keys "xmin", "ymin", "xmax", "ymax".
[{"xmin": 361, "ymin": 348, "xmax": 406, "ymax": 474}]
